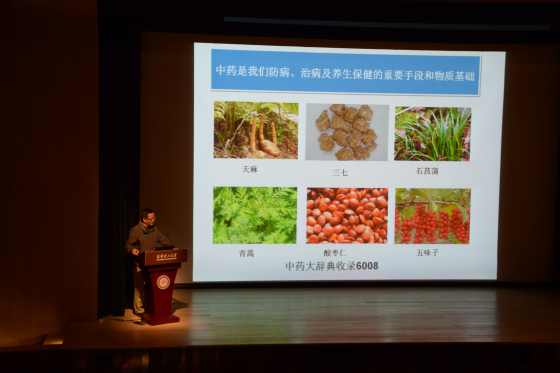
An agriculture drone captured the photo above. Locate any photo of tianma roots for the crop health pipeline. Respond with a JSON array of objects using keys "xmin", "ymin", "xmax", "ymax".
[
  {"xmin": 395, "ymin": 188, "xmax": 471, "ymax": 244},
  {"xmin": 394, "ymin": 107, "xmax": 472, "ymax": 161},
  {"xmin": 306, "ymin": 104, "xmax": 389, "ymax": 161},
  {"xmin": 213, "ymin": 187, "xmax": 298, "ymax": 244},
  {"xmin": 214, "ymin": 101, "xmax": 298, "ymax": 159},
  {"xmin": 306, "ymin": 188, "xmax": 389, "ymax": 244}
]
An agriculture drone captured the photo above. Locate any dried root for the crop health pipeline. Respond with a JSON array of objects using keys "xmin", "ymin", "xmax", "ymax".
[
  {"xmin": 318, "ymin": 133, "xmax": 335, "ymax": 151},
  {"xmin": 347, "ymin": 130, "xmax": 363, "ymax": 149},
  {"xmin": 330, "ymin": 115, "xmax": 353, "ymax": 133},
  {"xmin": 352, "ymin": 117, "xmax": 369, "ymax": 133},
  {"xmin": 315, "ymin": 110, "xmax": 330, "ymax": 131},
  {"xmin": 332, "ymin": 129, "xmax": 347, "ymax": 148},
  {"xmin": 343, "ymin": 106, "xmax": 359, "ymax": 123},
  {"xmin": 314, "ymin": 105, "xmax": 378, "ymax": 161},
  {"xmin": 358, "ymin": 105, "xmax": 374, "ymax": 121},
  {"xmin": 354, "ymin": 143, "xmax": 378, "ymax": 160},
  {"xmin": 329, "ymin": 104, "xmax": 345, "ymax": 116},
  {"xmin": 361, "ymin": 129, "xmax": 378, "ymax": 146},
  {"xmin": 335, "ymin": 148, "xmax": 354, "ymax": 160}
]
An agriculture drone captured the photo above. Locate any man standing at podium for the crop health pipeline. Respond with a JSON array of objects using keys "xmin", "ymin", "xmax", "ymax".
[{"xmin": 125, "ymin": 208, "xmax": 173, "ymax": 315}]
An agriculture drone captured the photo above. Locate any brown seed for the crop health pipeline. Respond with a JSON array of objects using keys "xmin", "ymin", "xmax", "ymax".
[
  {"xmin": 313, "ymin": 209, "xmax": 321, "ymax": 218},
  {"xmin": 361, "ymin": 229, "xmax": 372, "ymax": 241},
  {"xmin": 307, "ymin": 209, "xmax": 312, "ymax": 216},
  {"xmin": 356, "ymin": 238, "xmax": 364, "ymax": 243},
  {"xmin": 342, "ymin": 199, "xmax": 349, "ymax": 207},
  {"xmin": 337, "ymin": 205, "xmax": 346, "ymax": 212},
  {"xmin": 348, "ymin": 229, "xmax": 357, "ymax": 238},
  {"xmin": 348, "ymin": 191, "xmax": 358, "ymax": 199},
  {"xmin": 334, "ymin": 224, "xmax": 343, "ymax": 233},
  {"xmin": 373, "ymin": 217, "xmax": 384, "ymax": 226},
  {"xmin": 307, "ymin": 200, "xmax": 315, "ymax": 209},
  {"xmin": 323, "ymin": 226, "xmax": 334, "ymax": 236},
  {"xmin": 365, "ymin": 202, "xmax": 376, "ymax": 211},
  {"xmin": 319, "ymin": 203, "xmax": 328, "ymax": 212},
  {"xmin": 337, "ymin": 188, "xmax": 349, "ymax": 195},
  {"xmin": 306, "ymin": 225, "xmax": 313, "ymax": 235},
  {"xmin": 336, "ymin": 194, "xmax": 346, "ymax": 202},
  {"xmin": 328, "ymin": 205, "xmax": 337, "ymax": 212},
  {"xmin": 313, "ymin": 224, "xmax": 322, "ymax": 234},
  {"xmin": 329, "ymin": 217, "xmax": 340, "ymax": 226},
  {"xmin": 307, "ymin": 216, "xmax": 317, "ymax": 226},
  {"xmin": 356, "ymin": 206, "xmax": 364, "ymax": 214},
  {"xmin": 354, "ymin": 224, "xmax": 365, "ymax": 234},
  {"xmin": 375, "ymin": 196, "xmax": 388, "ymax": 209},
  {"xmin": 333, "ymin": 211, "xmax": 344, "ymax": 220},
  {"xmin": 349, "ymin": 198, "xmax": 360, "ymax": 209},
  {"xmin": 328, "ymin": 233, "xmax": 338, "ymax": 242},
  {"xmin": 371, "ymin": 189, "xmax": 380, "ymax": 198},
  {"xmin": 320, "ymin": 198, "xmax": 331, "ymax": 205},
  {"xmin": 308, "ymin": 235, "xmax": 319, "ymax": 243},
  {"xmin": 348, "ymin": 215, "xmax": 355, "ymax": 225},
  {"xmin": 323, "ymin": 188, "xmax": 335, "ymax": 199},
  {"xmin": 318, "ymin": 232, "xmax": 325, "ymax": 241},
  {"xmin": 322, "ymin": 211, "xmax": 332, "ymax": 220},
  {"xmin": 344, "ymin": 209, "xmax": 354, "ymax": 215},
  {"xmin": 317, "ymin": 215, "xmax": 326, "ymax": 226}
]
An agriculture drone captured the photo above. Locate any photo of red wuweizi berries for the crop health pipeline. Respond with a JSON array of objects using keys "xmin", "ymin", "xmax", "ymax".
[
  {"xmin": 395, "ymin": 188, "xmax": 471, "ymax": 244},
  {"xmin": 306, "ymin": 188, "xmax": 389, "ymax": 244}
]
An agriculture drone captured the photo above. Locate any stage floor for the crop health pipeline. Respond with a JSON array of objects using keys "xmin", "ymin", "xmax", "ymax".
[{"xmin": 62, "ymin": 287, "xmax": 560, "ymax": 349}]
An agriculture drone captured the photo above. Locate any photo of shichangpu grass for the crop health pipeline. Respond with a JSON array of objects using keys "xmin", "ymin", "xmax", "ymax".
[
  {"xmin": 394, "ymin": 107, "xmax": 471, "ymax": 162},
  {"xmin": 213, "ymin": 187, "xmax": 297, "ymax": 244}
]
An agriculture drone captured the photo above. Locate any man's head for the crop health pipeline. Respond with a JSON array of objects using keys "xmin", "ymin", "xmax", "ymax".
[{"xmin": 140, "ymin": 208, "xmax": 156, "ymax": 228}]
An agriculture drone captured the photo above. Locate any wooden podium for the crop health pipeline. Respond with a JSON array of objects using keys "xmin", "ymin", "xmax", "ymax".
[{"xmin": 135, "ymin": 249, "xmax": 188, "ymax": 326}]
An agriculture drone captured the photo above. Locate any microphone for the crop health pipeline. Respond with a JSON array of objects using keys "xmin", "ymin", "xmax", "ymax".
[{"xmin": 167, "ymin": 233, "xmax": 174, "ymax": 246}]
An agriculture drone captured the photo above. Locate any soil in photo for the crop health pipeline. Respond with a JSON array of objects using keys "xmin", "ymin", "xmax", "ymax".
[
  {"xmin": 394, "ymin": 107, "xmax": 471, "ymax": 162},
  {"xmin": 213, "ymin": 187, "xmax": 297, "ymax": 244},
  {"xmin": 395, "ymin": 188, "xmax": 471, "ymax": 244},
  {"xmin": 214, "ymin": 101, "xmax": 298, "ymax": 159}
]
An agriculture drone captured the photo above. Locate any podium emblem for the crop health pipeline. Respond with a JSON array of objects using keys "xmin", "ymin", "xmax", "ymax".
[{"xmin": 156, "ymin": 275, "xmax": 171, "ymax": 290}]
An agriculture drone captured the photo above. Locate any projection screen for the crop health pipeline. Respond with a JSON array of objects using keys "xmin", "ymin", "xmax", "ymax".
[{"xmin": 192, "ymin": 43, "xmax": 505, "ymax": 282}]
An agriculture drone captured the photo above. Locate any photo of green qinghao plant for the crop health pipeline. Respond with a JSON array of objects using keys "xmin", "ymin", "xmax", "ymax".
[
  {"xmin": 213, "ymin": 187, "xmax": 297, "ymax": 244},
  {"xmin": 394, "ymin": 107, "xmax": 472, "ymax": 161}
]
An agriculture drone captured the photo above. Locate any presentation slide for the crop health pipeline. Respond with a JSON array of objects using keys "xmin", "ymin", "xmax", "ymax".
[{"xmin": 193, "ymin": 43, "xmax": 505, "ymax": 282}]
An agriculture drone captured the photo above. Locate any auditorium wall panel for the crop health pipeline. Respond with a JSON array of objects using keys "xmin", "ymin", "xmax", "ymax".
[{"xmin": 0, "ymin": 0, "xmax": 98, "ymax": 347}]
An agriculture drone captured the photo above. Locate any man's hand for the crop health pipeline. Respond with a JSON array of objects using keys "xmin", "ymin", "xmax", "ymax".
[{"xmin": 132, "ymin": 249, "xmax": 139, "ymax": 256}]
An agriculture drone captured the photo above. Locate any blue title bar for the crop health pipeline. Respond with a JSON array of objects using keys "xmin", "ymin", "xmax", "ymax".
[{"xmin": 212, "ymin": 49, "xmax": 480, "ymax": 96}]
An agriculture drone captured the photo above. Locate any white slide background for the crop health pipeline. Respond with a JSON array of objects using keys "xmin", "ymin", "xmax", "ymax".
[{"xmin": 193, "ymin": 43, "xmax": 505, "ymax": 282}]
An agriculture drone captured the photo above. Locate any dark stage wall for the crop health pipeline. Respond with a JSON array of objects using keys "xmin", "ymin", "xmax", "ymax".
[{"xmin": 0, "ymin": 1, "xmax": 99, "ymax": 347}]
